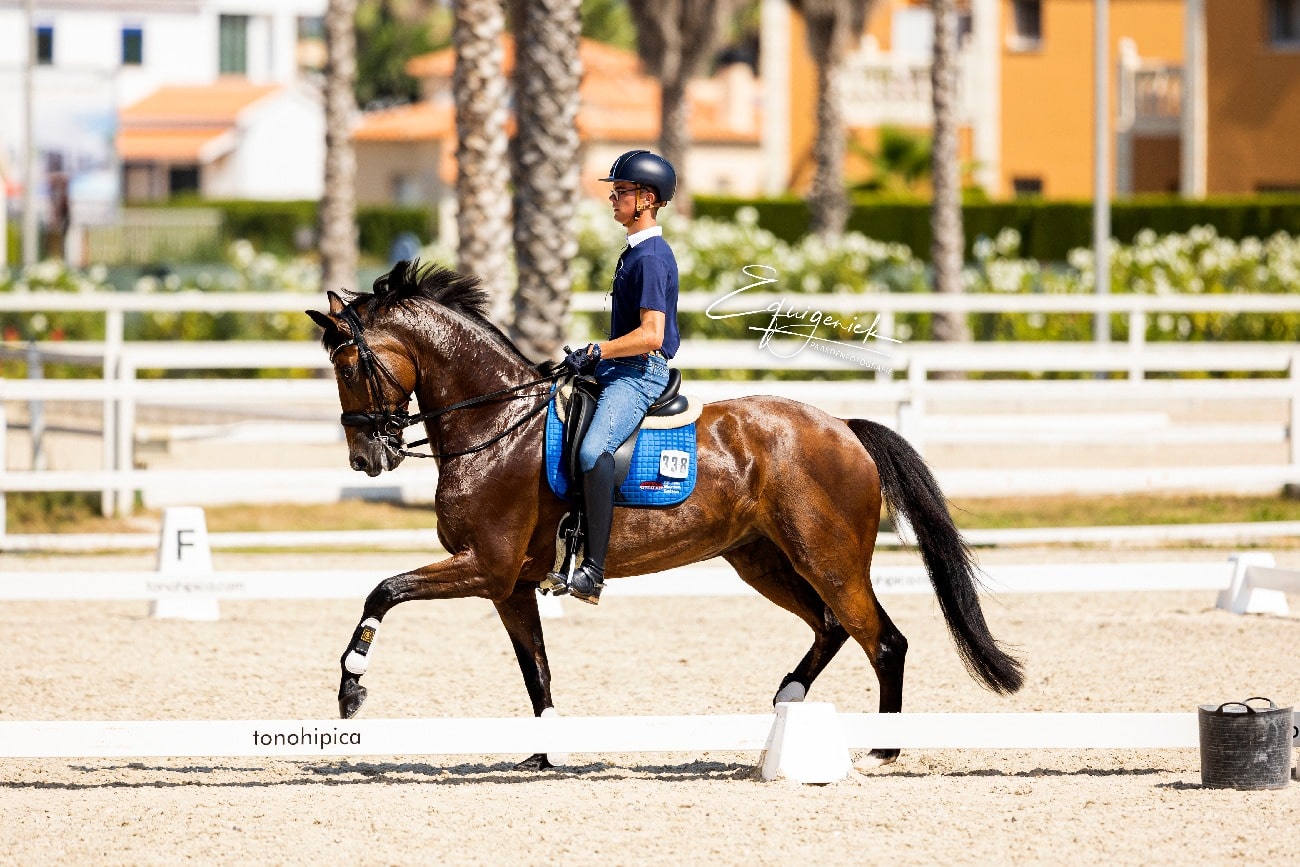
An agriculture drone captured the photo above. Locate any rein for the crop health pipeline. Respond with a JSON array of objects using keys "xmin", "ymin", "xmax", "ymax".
[{"xmin": 334, "ymin": 305, "xmax": 562, "ymax": 460}]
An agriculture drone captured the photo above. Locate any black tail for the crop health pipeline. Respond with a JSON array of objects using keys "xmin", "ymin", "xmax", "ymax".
[{"xmin": 847, "ymin": 419, "xmax": 1024, "ymax": 695}]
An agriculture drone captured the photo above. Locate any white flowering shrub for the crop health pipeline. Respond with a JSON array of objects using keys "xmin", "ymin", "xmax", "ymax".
[
  {"xmin": 1, "ymin": 243, "xmax": 322, "ymax": 361},
  {"xmin": 8, "ymin": 221, "xmax": 1300, "ymax": 352}
]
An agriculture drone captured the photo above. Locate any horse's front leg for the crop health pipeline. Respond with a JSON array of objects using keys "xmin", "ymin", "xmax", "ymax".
[
  {"xmin": 338, "ymin": 549, "xmax": 510, "ymax": 719},
  {"xmin": 494, "ymin": 579, "xmax": 560, "ymax": 771}
]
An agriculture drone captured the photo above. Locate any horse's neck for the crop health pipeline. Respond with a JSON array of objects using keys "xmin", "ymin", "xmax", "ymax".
[{"xmin": 403, "ymin": 311, "xmax": 539, "ymax": 444}]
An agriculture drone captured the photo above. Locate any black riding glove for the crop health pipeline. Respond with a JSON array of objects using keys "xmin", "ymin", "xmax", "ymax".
[{"xmin": 562, "ymin": 343, "xmax": 601, "ymax": 375}]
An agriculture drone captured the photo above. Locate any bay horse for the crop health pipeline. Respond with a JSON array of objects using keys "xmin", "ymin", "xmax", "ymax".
[{"xmin": 307, "ymin": 260, "xmax": 1023, "ymax": 770}]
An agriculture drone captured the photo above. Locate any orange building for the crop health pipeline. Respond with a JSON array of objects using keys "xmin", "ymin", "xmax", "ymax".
[
  {"xmin": 352, "ymin": 37, "xmax": 763, "ymax": 210},
  {"xmin": 1202, "ymin": 0, "xmax": 1300, "ymax": 193},
  {"xmin": 770, "ymin": 0, "xmax": 1300, "ymax": 199}
]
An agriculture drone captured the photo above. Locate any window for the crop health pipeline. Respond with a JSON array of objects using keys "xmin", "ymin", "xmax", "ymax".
[
  {"xmin": 35, "ymin": 25, "xmax": 53, "ymax": 65},
  {"xmin": 219, "ymin": 15, "xmax": 249, "ymax": 75},
  {"xmin": 122, "ymin": 27, "xmax": 143, "ymax": 66},
  {"xmin": 1009, "ymin": 0, "xmax": 1042, "ymax": 50},
  {"xmin": 1271, "ymin": 0, "xmax": 1300, "ymax": 44},
  {"xmin": 168, "ymin": 166, "xmax": 200, "ymax": 197},
  {"xmin": 1012, "ymin": 177, "xmax": 1043, "ymax": 197},
  {"xmin": 392, "ymin": 174, "xmax": 422, "ymax": 206},
  {"xmin": 296, "ymin": 15, "xmax": 326, "ymax": 72},
  {"xmin": 297, "ymin": 16, "xmax": 324, "ymax": 41}
]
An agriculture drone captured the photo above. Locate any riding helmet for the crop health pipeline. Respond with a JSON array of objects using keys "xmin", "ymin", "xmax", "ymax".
[{"xmin": 600, "ymin": 150, "xmax": 676, "ymax": 203}]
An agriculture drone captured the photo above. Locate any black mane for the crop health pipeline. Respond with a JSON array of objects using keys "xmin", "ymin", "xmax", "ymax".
[{"xmin": 342, "ymin": 258, "xmax": 533, "ymax": 365}]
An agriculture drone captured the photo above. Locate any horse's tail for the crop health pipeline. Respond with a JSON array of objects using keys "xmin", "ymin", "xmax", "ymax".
[{"xmin": 846, "ymin": 418, "xmax": 1024, "ymax": 695}]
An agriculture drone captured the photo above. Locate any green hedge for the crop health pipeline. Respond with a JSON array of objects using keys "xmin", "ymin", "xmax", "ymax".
[
  {"xmin": 176, "ymin": 199, "xmax": 435, "ymax": 260},
  {"xmin": 694, "ymin": 194, "xmax": 1300, "ymax": 261}
]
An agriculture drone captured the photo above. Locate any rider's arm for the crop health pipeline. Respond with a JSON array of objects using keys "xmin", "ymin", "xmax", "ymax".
[{"xmin": 594, "ymin": 308, "xmax": 665, "ymax": 359}]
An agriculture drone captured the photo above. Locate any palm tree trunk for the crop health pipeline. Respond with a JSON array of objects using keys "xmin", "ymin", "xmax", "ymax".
[
  {"xmin": 930, "ymin": 0, "xmax": 969, "ymax": 344},
  {"xmin": 509, "ymin": 0, "xmax": 582, "ymax": 361},
  {"xmin": 796, "ymin": 1, "xmax": 876, "ymax": 239},
  {"xmin": 809, "ymin": 46, "xmax": 849, "ymax": 237},
  {"xmin": 320, "ymin": 0, "xmax": 358, "ymax": 295},
  {"xmin": 659, "ymin": 74, "xmax": 692, "ymax": 217},
  {"xmin": 453, "ymin": 0, "xmax": 512, "ymax": 322}
]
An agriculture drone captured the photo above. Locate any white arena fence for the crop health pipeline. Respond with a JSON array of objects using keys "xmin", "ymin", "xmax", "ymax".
[
  {"xmin": 0, "ymin": 551, "xmax": 1294, "ymax": 618},
  {"xmin": 4, "ymin": 290, "xmax": 1300, "ymax": 524},
  {"xmin": 0, "ymin": 709, "xmax": 1295, "ymax": 786}
]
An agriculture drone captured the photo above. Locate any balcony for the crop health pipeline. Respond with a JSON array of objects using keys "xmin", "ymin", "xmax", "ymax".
[
  {"xmin": 1118, "ymin": 38, "xmax": 1183, "ymax": 136},
  {"xmin": 838, "ymin": 43, "xmax": 976, "ymax": 128}
]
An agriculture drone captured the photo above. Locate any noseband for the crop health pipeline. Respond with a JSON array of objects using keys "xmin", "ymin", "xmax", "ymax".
[{"xmin": 333, "ymin": 305, "xmax": 562, "ymax": 460}]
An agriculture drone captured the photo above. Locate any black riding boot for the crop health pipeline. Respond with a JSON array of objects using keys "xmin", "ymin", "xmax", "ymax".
[{"xmin": 568, "ymin": 452, "xmax": 616, "ymax": 605}]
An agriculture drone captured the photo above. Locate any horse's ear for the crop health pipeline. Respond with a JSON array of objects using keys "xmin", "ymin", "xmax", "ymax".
[
  {"xmin": 326, "ymin": 291, "xmax": 347, "ymax": 315},
  {"xmin": 306, "ymin": 309, "xmax": 335, "ymax": 332}
]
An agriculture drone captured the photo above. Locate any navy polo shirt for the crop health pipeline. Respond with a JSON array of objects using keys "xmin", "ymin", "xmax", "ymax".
[{"xmin": 610, "ymin": 233, "xmax": 681, "ymax": 359}]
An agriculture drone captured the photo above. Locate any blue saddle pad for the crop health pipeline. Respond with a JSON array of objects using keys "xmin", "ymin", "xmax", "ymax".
[{"xmin": 544, "ymin": 397, "xmax": 698, "ymax": 508}]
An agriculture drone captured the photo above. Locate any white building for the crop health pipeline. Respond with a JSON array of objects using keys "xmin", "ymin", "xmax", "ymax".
[{"xmin": 0, "ymin": 0, "xmax": 327, "ymax": 221}]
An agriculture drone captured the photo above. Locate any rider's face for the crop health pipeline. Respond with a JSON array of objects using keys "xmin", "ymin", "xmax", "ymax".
[{"xmin": 609, "ymin": 184, "xmax": 648, "ymax": 226}]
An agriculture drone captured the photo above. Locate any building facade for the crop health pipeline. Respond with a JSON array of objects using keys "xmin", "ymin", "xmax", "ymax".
[
  {"xmin": 0, "ymin": 0, "xmax": 326, "ymax": 219},
  {"xmin": 770, "ymin": 0, "xmax": 1300, "ymax": 199}
]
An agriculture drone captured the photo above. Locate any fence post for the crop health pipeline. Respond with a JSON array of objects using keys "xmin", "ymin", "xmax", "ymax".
[
  {"xmin": 0, "ymin": 378, "xmax": 7, "ymax": 537},
  {"xmin": 26, "ymin": 341, "xmax": 45, "ymax": 470},
  {"xmin": 875, "ymin": 311, "xmax": 894, "ymax": 383},
  {"xmin": 898, "ymin": 360, "xmax": 927, "ymax": 457},
  {"xmin": 1127, "ymin": 310, "xmax": 1146, "ymax": 380},
  {"xmin": 115, "ymin": 359, "xmax": 137, "ymax": 517},
  {"xmin": 101, "ymin": 307, "xmax": 124, "ymax": 517},
  {"xmin": 1290, "ymin": 354, "xmax": 1300, "ymax": 466}
]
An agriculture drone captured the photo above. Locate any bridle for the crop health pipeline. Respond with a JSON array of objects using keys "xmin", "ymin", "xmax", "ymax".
[{"xmin": 333, "ymin": 304, "xmax": 562, "ymax": 461}]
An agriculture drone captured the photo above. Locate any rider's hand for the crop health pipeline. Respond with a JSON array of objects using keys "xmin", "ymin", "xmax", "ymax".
[{"xmin": 562, "ymin": 343, "xmax": 601, "ymax": 375}]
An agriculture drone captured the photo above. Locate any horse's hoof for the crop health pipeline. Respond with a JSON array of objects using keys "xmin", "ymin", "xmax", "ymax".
[
  {"xmin": 855, "ymin": 748, "xmax": 900, "ymax": 770},
  {"xmin": 513, "ymin": 752, "xmax": 555, "ymax": 772},
  {"xmin": 339, "ymin": 682, "xmax": 368, "ymax": 719}
]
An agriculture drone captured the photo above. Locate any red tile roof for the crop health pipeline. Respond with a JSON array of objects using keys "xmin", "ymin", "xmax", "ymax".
[
  {"xmin": 361, "ymin": 39, "xmax": 759, "ymax": 146},
  {"xmin": 118, "ymin": 79, "xmax": 281, "ymax": 162}
]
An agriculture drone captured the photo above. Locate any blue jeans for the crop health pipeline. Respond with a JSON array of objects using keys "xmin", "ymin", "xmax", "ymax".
[{"xmin": 578, "ymin": 354, "xmax": 670, "ymax": 472}]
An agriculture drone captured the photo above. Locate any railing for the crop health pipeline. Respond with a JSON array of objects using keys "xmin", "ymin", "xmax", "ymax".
[
  {"xmin": 82, "ymin": 208, "xmax": 226, "ymax": 265},
  {"xmin": 4, "ymin": 291, "xmax": 1300, "ymax": 528}
]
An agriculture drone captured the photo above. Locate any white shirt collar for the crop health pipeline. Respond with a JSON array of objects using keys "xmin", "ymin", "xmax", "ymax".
[{"xmin": 626, "ymin": 225, "xmax": 663, "ymax": 248}]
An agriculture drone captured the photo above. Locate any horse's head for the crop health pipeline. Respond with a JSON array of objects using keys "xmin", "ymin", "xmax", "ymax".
[{"xmin": 308, "ymin": 289, "xmax": 416, "ymax": 477}]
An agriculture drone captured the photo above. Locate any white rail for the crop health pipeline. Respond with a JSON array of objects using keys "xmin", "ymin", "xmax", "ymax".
[
  {"xmin": 5, "ymin": 291, "xmax": 1300, "ymax": 525},
  {"xmin": 10, "ymin": 711, "xmax": 1283, "ymax": 761}
]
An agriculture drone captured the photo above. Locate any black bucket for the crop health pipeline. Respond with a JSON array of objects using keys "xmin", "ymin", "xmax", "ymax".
[{"xmin": 1198, "ymin": 697, "xmax": 1294, "ymax": 790}]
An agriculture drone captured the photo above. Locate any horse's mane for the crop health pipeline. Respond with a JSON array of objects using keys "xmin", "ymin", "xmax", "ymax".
[{"xmin": 340, "ymin": 259, "xmax": 535, "ymax": 366}]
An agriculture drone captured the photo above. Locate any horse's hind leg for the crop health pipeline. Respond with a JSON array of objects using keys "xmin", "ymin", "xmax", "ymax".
[
  {"xmin": 723, "ymin": 539, "xmax": 850, "ymax": 705},
  {"xmin": 494, "ymin": 580, "xmax": 559, "ymax": 771},
  {"xmin": 780, "ymin": 550, "xmax": 908, "ymax": 767}
]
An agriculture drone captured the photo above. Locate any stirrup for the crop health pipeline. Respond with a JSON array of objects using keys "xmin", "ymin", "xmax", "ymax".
[
  {"xmin": 540, "ymin": 510, "xmax": 583, "ymax": 596},
  {"xmin": 539, "ymin": 570, "xmax": 570, "ymax": 596}
]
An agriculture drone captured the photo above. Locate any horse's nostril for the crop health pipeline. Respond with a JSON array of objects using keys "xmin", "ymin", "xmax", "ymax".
[{"xmin": 351, "ymin": 455, "xmax": 367, "ymax": 472}]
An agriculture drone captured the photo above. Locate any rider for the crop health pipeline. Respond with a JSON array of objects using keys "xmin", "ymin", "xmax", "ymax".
[{"xmin": 544, "ymin": 149, "xmax": 681, "ymax": 605}]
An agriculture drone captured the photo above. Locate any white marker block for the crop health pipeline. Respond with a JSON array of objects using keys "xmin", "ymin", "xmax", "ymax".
[
  {"xmin": 541, "ymin": 707, "xmax": 567, "ymax": 767},
  {"xmin": 1217, "ymin": 552, "xmax": 1287, "ymax": 616},
  {"xmin": 536, "ymin": 590, "xmax": 565, "ymax": 620},
  {"xmin": 150, "ymin": 506, "xmax": 219, "ymax": 621},
  {"xmin": 759, "ymin": 702, "xmax": 851, "ymax": 784}
]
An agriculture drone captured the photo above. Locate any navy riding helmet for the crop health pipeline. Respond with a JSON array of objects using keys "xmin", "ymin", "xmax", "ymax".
[{"xmin": 600, "ymin": 150, "xmax": 677, "ymax": 204}]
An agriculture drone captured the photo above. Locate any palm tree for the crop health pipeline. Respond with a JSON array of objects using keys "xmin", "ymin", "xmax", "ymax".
[
  {"xmin": 930, "ymin": 0, "xmax": 969, "ymax": 344},
  {"xmin": 627, "ymin": 0, "xmax": 739, "ymax": 217},
  {"xmin": 789, "ymin": 0, "xmax": 876, "ymax": 238},
  {"xmin": 507, "ymin": 0, "xmax": 583, "ymax": 361},
  {"xmin": 453, "ymin": 0, "xmax": 512, "ymax": 319},
  {"xmin": 320, "ymin": 0, "xmax": 359, "ymax": 296}
]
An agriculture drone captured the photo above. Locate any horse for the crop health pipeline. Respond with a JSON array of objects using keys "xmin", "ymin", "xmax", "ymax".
[{"xmin": 307, "ymin": 260, "xmax": 1023, "ymax": 770}]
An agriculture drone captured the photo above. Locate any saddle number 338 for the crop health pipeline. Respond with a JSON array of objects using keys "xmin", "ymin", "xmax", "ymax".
[{"xmin": 659, "ymin": 449, "xmax": 690, "ymax": 479}]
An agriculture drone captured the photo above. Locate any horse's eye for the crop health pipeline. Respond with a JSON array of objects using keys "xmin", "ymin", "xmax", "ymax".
[{"xmin": 339, "ymin": 364, "xmax": 357, "ymax": 379}]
